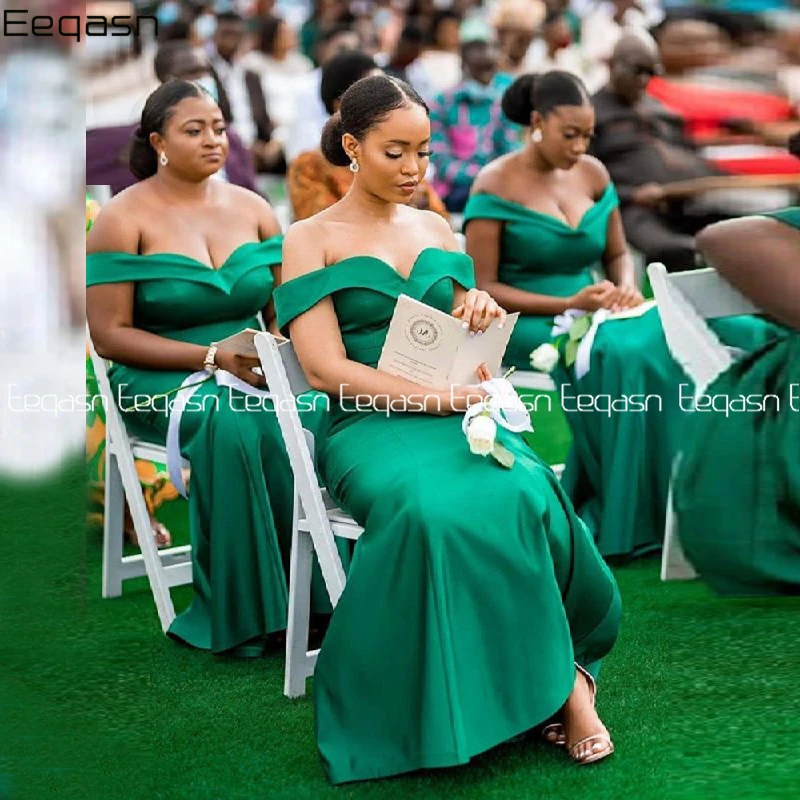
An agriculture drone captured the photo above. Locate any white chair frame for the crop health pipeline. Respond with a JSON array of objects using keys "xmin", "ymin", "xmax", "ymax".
[
  {"xmin": 648, "ymin": 262, "xmax": 759, "ymax": 582},
  {"xmin": 254, "ymin": 332, "xmax": 364, "ymax": 698},
  {"xmin": 87, "ymin": 332, "xmax": 192, "ymax": 632}
]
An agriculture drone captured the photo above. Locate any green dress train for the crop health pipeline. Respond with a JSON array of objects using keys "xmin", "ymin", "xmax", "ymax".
[
  {"xmin": 274, "ymin": 248, "xmax": 622, "ymax": 785},
  {"xmin": 86, "ymin": 238, "xmax": 325, "ymax": 655},
  {"xmin": 462, "ymin": 186, "xmax": 773, "ymax": 558},
  {"xmin": 674, "ymin": 207, "xmax": 800, "ymax": 595}
]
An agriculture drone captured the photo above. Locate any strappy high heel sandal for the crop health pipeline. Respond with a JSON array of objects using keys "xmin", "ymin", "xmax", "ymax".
[
  {"xmin": 567, "ymin": 666, "xmax": 615, "ymax": 766},
  {"xmin": 541, "ymin": 722, "xmax": 566, "ymax": 747}
]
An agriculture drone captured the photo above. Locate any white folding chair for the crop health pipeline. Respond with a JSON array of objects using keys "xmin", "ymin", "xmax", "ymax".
[
  {"xmin": 648, "ymin": 262, "xmax": 759, "ymax": 582},
  {"xmin": 87, "ymin": 333, "xmax": 192, "ymax": 632},
  {"xmin": 254, "ymin": 332, "xmax": 364, "ymax": 698}
]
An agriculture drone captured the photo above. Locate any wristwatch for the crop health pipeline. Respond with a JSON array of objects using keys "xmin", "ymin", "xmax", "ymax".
[{"xmin": 204, "ymin": 344, "xmax": 219, "ymax": 375}]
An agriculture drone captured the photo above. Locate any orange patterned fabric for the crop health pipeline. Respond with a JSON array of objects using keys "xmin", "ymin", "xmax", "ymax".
[{"xmin": 288, "ymin": 149, "xmax": 449, "ymax": 221}]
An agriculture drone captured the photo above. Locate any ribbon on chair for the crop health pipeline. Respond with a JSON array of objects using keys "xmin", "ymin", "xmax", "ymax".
[
  {"xmin": 166, "ymin": 370, "xmax": 272, "ymax": 498},
  {"xmin": 461, "ymin": 377, "xmax": 533, "ymax": 436},
  {"xmin": 550, "ymin": 309, "xmax": 611, "ymax": 381}
]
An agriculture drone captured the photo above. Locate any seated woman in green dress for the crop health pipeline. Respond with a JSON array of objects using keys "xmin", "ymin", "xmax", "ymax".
[
  {"xmin": 463, "ymin": 71, "xmax": 771, "ymax": 559},
  {"xmin": 674, "ymin": 197, "xmax": 800, "ymax": 596},
  {"xmin": 463, "ymin": 71, "xmax": 678, "ymax": 558},
  {"xmin": 275, "ymin": 74, "xmax": 622, "ymax": 784},
  {"xmin": 86, "ymin": 80, "xmax": 323, "ymax": 656}
]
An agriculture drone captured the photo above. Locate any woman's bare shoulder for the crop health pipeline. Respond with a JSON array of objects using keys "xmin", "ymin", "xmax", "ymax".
[
  {"xmin": 471, "ymin": 153, "xmax": 518, "ymax": 197},
  {"xmin": 577, "ymin": 155, "xmax": 611, "ymax": 197},
  {"xmin": 282, "ymin": 217, "xmax": 329, "ymax": 278},
  {"xmin": 86, "ymin": 186, "xmax": 150, "ymax": 255}
]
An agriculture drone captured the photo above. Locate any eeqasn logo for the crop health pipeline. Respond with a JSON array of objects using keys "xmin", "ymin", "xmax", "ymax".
[{"xmin": 3, "ymin": 7, "xmax": 157, "ymax": 43}]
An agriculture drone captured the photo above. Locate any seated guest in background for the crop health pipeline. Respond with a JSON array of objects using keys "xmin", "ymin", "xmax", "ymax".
[
  {"xmin": 417, "ymin": 9, "xmax": 463, "ymax": 97},
  {"xmin": 87, "ymin": 41, "xmax": 258, "ymax": 195},
  {"xmin": 430, "ymin": 39, "xmax": 521, "ymax": 212},
  {"xmin": 674, "ymin": 138, "xmax": 800, "ymax": 595},
  {"xmin": 209, "ymin": 11, "xmax": 283, "ymax": 173},
  {"xmin": 379, "ymin": 22, "xmax": 436, "ymax": 101},
  {"xmin": 288, "ymin": 51, "xmax": 447, "ymax": 220},
  {"xmin": 591, "ymin": 32, "xmax": 728, "ymax": 271},
  {"xmin": 492, "ymin": 0, "xmax": 545, "ymax": 78},
  {"xmin": 580, "ymin": 0, "xmax": 663, "ymax": 68},
  {"xmin": 285, "ymin": 24, "xmax": 362, "ymax": 161},
  {"xmin": 524, "ymin": 8, "xmax": 606, "ymax": 93},
  {"xmin": 242, "ymin": 16, "xmax": 314, "ymax": 156}
]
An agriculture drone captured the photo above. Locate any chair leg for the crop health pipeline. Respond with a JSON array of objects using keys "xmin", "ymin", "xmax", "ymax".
[
  {"xmin": 285, "ymin": 522, "xmax": 314, "ymax": 699},
  {"xmin": 102, "ymin": 450, "xmax": 125, "ymax": 599},
  {"xmin": 116, "ymin": 448, "xmax": 177, "ymax": 632},
  {"xmin": 661, "ymin": 476, "xmax": 698, "ymax": 581}
]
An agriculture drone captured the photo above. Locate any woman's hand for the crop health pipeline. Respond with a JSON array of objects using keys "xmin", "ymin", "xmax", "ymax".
[
  {"xmin": 611, "ymin": 284, "xmax": 644, "ymax": 312},
  {"xmin": 447, "ymin": 362, "xmax": 491, "ymax": 412},
  {"xmin": 215, "ymin": 350, "xmax": 268, "ymax": 388},
  {"xmin": 453, "ymin": 289, "xmax": 507, "ymax": 334},
  {"xmin": 568, "ymin": 281, "xmax": 620, "ymax": 312}
]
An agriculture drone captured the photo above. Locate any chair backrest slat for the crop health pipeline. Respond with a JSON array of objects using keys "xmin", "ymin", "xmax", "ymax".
[
  {"xmin": 665, "ymin": 267, "xmax": 759, "ymax": 320},
  {"xmin": 648, "ymin": 262, "xmax": 761, "ymax": 396},
  {"xmin": 254, "ymin": 332, "xmax": 347, "ymax": 604}
]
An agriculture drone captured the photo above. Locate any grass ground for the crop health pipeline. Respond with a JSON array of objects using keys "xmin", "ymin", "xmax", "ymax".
[{"xmin": 2, "ymin": 396, "xmax": 799, "ymax": 799}]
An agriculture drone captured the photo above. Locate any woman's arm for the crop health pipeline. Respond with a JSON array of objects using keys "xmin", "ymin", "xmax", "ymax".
[
  {"xmin": 697, "ymin": 216, "xmax": 800, "ymax": 331},
  {"xmin": 602, "ymin": 208, "xmax": 643, "ymax": 309},
  {"xmin": 255, "ymin": 197, "xmax": 284, "ymax": 331},
  {"xmin": 283, "ymin": 222, "xmax": 487, "ymax": 414}
]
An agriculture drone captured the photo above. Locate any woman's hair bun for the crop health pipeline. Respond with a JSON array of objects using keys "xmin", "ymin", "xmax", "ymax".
[
  {"xmin": 502, "ymin": 74, "xmax": 537, "ymax": 125},
  {"xmin": 502, "ymin": 70, "xmax": 590, "ymax": 126},
  {"xmin": 320, "ymin": 111, "xmax": 351, "ymax": 167}
]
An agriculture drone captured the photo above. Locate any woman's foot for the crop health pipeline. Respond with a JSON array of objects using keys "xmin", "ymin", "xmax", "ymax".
[
  {"xmin": 124, "ymin": 512, "xmax": 173, "ymax": 549},
  {"xmin": 563, "ymin": 669, "xmax": 614, "ymax": 765}
]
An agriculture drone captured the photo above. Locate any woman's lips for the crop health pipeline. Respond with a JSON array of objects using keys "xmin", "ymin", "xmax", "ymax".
[{"xmin": 399, "ymin": 182, "xmax": 418, "ymax": 195}]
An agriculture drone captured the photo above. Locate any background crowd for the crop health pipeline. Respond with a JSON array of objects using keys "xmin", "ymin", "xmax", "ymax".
[{"xmin": 87, "ymin": 1, "xmax": 800, "ymax": 229}]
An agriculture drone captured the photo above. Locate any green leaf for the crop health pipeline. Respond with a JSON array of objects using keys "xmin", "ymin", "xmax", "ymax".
[
  {"xmin": 491, "ymin": 442, "xmax": 515, "ymax": 469},
  {"xmin": 565, "ymin": 338, "xmax": 579, "ymax": 368},
  {"xmin": 568, "ymin": 314, "xmax": 592, "ymax": 341}
]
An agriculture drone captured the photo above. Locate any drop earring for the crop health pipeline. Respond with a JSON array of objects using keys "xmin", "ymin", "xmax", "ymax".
[
  {"xmin": 159, "ymin": 152, "xmax": 169, "ymax": 167},
  {"xmin": 531, "ymin": 129, "xmax": 543, "ymax": 144},
  {"xmin": 349, "ymin": 160, "xmax": 359, "ymax": 173}
]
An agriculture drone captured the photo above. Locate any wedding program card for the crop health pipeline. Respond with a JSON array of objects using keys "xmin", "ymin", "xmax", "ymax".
[{"xmin": 377, "ymin": 294, "xmax": 519, "ymax": 389}]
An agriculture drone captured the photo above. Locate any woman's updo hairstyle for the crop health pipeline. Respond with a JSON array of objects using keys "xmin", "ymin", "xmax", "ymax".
[
  {"xmin": 789, "ymin": 128, "xmax": 800, "ymax": 158},
  {"xmin": 320, "ymin": 74, "xmax": 429, "ymax": 167},
  {"xmin": 129, "ymin": 79, "xmax": 205, "ymax": 180},
  {"xmin": 501, "ymin": 70, "xmax": 590, "ymax": 126}
]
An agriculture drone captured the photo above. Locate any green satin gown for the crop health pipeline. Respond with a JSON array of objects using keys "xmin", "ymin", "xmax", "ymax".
[
  {"xmin": 274, "ymin": 248, "xmax": 622, "ymax": 785},
  {"xmin": 463, "ymin": 186, "xmax": 773, "ymax": 558},
  {"xmin": 86, "ymin": 237, "xmax": 326, "ymax": 655},
  {"xmin": 674, "ymin": 207, "xmax": 800, "ymax": 595}
]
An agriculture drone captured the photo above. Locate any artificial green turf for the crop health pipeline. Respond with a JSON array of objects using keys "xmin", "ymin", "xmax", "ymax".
[{"xmin": 3, "ymin": 448, "xmax": 800, "ymax": 800}]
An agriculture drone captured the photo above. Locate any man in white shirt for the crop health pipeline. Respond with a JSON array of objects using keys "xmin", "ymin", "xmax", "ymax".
[
  {"xmin": 208, "ymin": 10, "xmax": 281, "ymax": 171},
  {"xmin": 284, "ymin": 24, "xmax": 360, "ymax": 162}
]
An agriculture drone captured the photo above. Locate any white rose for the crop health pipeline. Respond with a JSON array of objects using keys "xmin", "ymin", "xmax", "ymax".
[
  {"xmin": 530, "ymin": 343, "xmax": 560, "ymax": 373},
  {"xmin": 467, "ymin": 414, "xmax": 497, "ymax": 456}
]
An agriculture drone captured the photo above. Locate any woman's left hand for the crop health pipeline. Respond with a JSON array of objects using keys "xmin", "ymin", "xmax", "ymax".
[
  {"xmin": 453, "ymin": 289, "xmax": 507, "ymax": 334},
  {"xmin": 611, "ymin": 284, "xmax": 645, "ymax": 312}
]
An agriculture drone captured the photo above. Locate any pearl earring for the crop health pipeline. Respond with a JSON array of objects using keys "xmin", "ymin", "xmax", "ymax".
[
  {"xmin": 531, "ymin": 129, "xmax": 543, "ymax": 144},
  {"xmin": 349, "ymin": 160, "xmax": 359, "ymax": 173},
  {"xmin": 159, "ymin": 152, "xmax": 169, "ymax": 167}
]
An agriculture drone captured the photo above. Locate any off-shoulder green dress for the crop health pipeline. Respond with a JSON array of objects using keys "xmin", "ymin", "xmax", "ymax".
[
  {"xmin": 674, "ymin": 207, "xmax": 800, "ymax": 595},
  {"xmin": 274, "ymin": 247, "xmax": 622, "ymax": 785},
  {"xmin": 86, "ymin": 237, "xmax": 326, "ymax": 655},
  {"xmin": 463, "ymin": 186, "xmax": 774, "ymax": 558}
]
